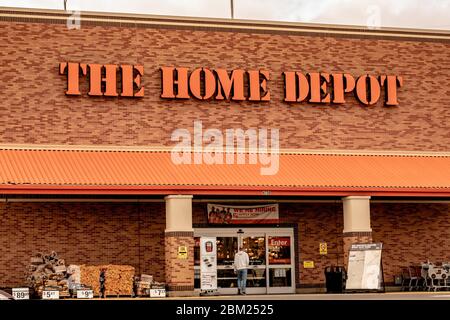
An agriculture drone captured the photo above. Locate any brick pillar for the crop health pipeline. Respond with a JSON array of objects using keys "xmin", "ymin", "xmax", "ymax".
[
  {"xmin": 342, "ymin": 196, "xmax": 372, "ymax": 268},
  {"xmin": 164, "ymin": 195, "xmax": 196, "ymax": 297}
]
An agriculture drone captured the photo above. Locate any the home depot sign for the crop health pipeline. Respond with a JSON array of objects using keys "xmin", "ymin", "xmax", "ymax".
[{"xmin": 59, "ymin": 63, "xmax": 403, "ymax": 105}]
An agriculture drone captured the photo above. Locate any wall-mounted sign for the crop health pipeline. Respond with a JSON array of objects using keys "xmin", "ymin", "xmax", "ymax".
[
  {"xmin": 207, "ymin": 204, "xmax": 279, "ymax": 224},
  {"xmin": 177, "ymin": 245, "xmax": 188, "ymax": 259},
  {"xmin": 319, "ymin": 242, "xmax": 328, "ymax": 255},
  {"xmin": 59, "ymin": 62, "xmax": 144, "ymax": 97},
  {"xmin": 59, "ymin": 62, "xmax": 403, "ymax": 106},
  {"xmin": 303, "ymin": 261, "xmax": 315, "ymax": 269}
]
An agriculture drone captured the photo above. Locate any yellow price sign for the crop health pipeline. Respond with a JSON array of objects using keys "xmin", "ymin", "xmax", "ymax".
[{"xmin": 303, "ymin": 261, "xmax": 315, "ymax": 269}]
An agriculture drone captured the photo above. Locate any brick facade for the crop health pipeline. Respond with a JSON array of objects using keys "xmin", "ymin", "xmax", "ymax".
[
  {"xmin": 0, "ymin": 201, "xmax": 448, "ymax": 288},
  {"xmin": 195, "ymin": 202, "xmax": 450, "ymax": 287},
  {"xmin": 0, "ymin": 18, "xmax": 449, "ymax": 151},
  {"xmin": 371, "ymin": 203, "xmax": 450, "ymax": 285},
  {"xmin": 164, "ymin": 232, "xmax": 195, "ymax": 294},
  {"xmin": 0, "ymin": 12, "xmax": 448, "ymax": 293},
  {"xmin": 0, "ymin": 202, "xmax": 165, "ymax": 288}
]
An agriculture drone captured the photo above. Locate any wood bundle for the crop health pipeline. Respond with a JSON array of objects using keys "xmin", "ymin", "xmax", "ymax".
[
  {"xmin": 78, "ymin": 265, "xmax": 135, "ymax": 296},
  {"xmin": 135, "ymin": 274, "xmax": 152, "ymax": 297},
  {"xmin": 26, "ymin": 251, "xmax": 70, "ymax": 297},
  {"xmin": 134, "ymin": 274, "xmax": 166, "ymax": 297}
]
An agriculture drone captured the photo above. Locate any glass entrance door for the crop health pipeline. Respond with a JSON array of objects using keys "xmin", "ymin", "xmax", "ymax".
[
  {"xmin": 194, "ymin": 228, "xmax": 295, "ymax": 295},
  {"xmin": 267, "ymin": 233, "xmax": 295, "ymax": 294},
  {"xmin": 216, "ymin": 236, "xmax": 238, "ymax": 294},
  {"xmin": 241, "ymin": 234, "xmax": 267, "ymax": 294}
]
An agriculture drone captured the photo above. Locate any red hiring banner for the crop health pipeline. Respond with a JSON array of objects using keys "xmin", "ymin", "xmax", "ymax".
[{"xmin": 207, "ymin": 204, "xmax": 279, "ymax": 224}]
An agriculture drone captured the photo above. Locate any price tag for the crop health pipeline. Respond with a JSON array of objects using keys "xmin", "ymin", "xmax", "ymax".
[
  {"xmin": 76, "ymin": 289, "xmax": 94, "ymax": 299},
  {"xmin": 42, "ymin": 290, "xmax": 59, "ymax": 300},
  {"xmin": 150, "ymin": 289, "xmax": 166, "ymax": 298},
  {"xmin": 12, "ymin": 288, "xmax": 29, "ymax": 300}
]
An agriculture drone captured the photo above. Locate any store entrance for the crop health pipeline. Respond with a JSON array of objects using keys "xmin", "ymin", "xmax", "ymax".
[{"xmin": 194, "ymin": 228, "xmax": 295, "ymax": 295}]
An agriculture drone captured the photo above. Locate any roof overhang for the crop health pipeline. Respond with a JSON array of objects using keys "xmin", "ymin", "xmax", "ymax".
[{"xmin": 0, "ymin": 147, "xmax": 448, "ymax": 197}]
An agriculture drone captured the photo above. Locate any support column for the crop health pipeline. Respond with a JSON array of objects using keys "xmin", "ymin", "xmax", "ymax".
[
  {"xmin": 342, "ymin": 196, "xmax": 373, "ymax": 268},
  {"xmin": 164, "ymin": 195, "xmax": 196, "ymax": 297}
]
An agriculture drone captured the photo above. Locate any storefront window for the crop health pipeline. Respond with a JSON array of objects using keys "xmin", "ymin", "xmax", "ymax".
[
  {"xmin": 268, "ymin": 236, "xmax": 291, "ymax": 265},
  {"xmin": 242, "ymin": 236, "xmax": 266, "ymax": 265},
  {"xmin": 247, "ymin": 268, "xmax": 266, "ymax": 287},
  {"xmin": 269, "ymin": 268, "xmax": 292, "ymax": 287},
  {"xmin": 216, "ymin": 237, "xmax": 237, "ymax": 265},
  {"xmin": 218, "ymin": 269, "xmax": 237, "ymax": 288}
]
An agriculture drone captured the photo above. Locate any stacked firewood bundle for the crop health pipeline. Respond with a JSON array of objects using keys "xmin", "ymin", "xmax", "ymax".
[
  {"xmin": 26, "ymin": 251, "xmax": 70, "ymax": 298},
  {"xmin": 135, "ymin": 274, "xmax": 153, "ymax": 296},
  {"xmin": 72, "ymin": 265, "xmax": 135, "ymax": 296},
  {"xmin": 134, "ymin": 274, "xmax": 166, "ymax": 297}
]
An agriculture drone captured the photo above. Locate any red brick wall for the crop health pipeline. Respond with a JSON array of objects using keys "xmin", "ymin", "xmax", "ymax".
[
  {"xmin": 372, "ymin": 203, "xmax": 450, "ymax": 284},
  {"xmin": 1, "ymin": 201, "xmax": 448, "ymax": 288},
  {"xmin": 0, "ymin": 19, "xmax": 449, "ymax": 151},
  {"xmin": 194, "ymin": 202, "xmax": 450, "ymax": 287},
  {"xmin": 0, "ymin": 202, "xmax": 166, "ymax": 287},
  {"xmin": 164, "ymin": 233, "xmax": 195, "ymax": 292}
]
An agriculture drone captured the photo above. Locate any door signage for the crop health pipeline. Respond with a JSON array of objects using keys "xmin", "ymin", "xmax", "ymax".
[{"xmin": 200, "ymin": 237, "xmax": 217, "ymax": 290}]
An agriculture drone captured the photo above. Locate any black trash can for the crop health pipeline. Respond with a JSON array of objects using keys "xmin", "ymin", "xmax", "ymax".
[{"xmin": 324, "ymin": 266, "xmax": 347, "ymax": 293}]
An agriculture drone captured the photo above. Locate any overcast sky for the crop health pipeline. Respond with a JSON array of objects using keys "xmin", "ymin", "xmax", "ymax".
[{"xmin": 1, "ymin": 0, "xmax": 449, "ymax": 30}]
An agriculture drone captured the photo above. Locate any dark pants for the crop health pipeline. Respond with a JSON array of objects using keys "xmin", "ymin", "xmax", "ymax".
[
  {"xmin": 237, "ymin": 269, "xmax": 248, "ymax": 294},
  {"xmin": 100, "ymin": 284, "xmax": 105, "ymax": 298}
]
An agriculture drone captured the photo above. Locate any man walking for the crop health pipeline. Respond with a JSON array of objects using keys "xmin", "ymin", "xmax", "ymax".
[{"xmin": 234, "ymin": 246, "xmax": 250, "ymax": 295}]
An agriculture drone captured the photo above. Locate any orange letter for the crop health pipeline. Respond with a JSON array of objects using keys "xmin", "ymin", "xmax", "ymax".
[
  {"xmin": 133, "ymin": 65, "xmax": 144, "ymax": 97},
  {"xmin": 356, "ymin": 75, "xmax": 381, "ymax": 105},
  {"xmin": 88, "ymin": 64, "xmax": 118, "ymax": 97},
  {"xmin": 379, "ymin": 75, "xmax": 403, "ymax": 106},
  {"xmin": 284, "ymin": 71, "xmax": 297, "ymax": 102},
  {"xmin": 309, "ymin": 73, "xmax": 330, "ymax": 103},
  {"xmin": 215, "ymin": 69, "xmax": 245, "ymax": 100},
  {"xmin": 283, "ymin": 71, "xmax": 309, "ymax": 102},
  {"xmin": 160, "ymin": 67, "xmax": 189, "ymax": 99},
  {"xmin": 248, "ymin": 70, "xmax": 270, "ymax": 101},
  {"xmin": 189, "ymin": 68, "xmax": 216, "ymax": 100},
  {"xmin": 60, "ymin": 62, "xmax": 87, "ymax": 95},
  {"xmin": 331, "ymin": 73, "xmax": 355, "ymax": 103}
]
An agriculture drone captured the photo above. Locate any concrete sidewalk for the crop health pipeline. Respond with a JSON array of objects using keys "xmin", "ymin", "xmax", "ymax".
[{"xmin": 84, "ymin": 292, "xmax": 450, "ymax": 301}]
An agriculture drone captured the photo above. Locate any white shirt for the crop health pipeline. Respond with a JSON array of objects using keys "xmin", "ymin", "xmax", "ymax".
[{"xmin": 234, "ymin": 250, "xmax": 250, "ymax": 270}]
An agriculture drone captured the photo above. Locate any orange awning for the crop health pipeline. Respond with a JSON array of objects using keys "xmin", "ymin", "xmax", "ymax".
[{"xmin": 0, "ymin": 148, "xmax": 449, "ymax": 196}]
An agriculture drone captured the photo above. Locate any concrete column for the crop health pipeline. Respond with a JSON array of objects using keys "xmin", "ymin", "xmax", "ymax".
[
  {"xmin": 342, "ymin": 196, "xmax": 373, "ymax": 268},
  {"xmin": 165, "ymin": 195, "xmax": 194, "ymax": 233},
  {"xmin": 164, "ymin": 195, "xmax": 196, "ymax": 297}
]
